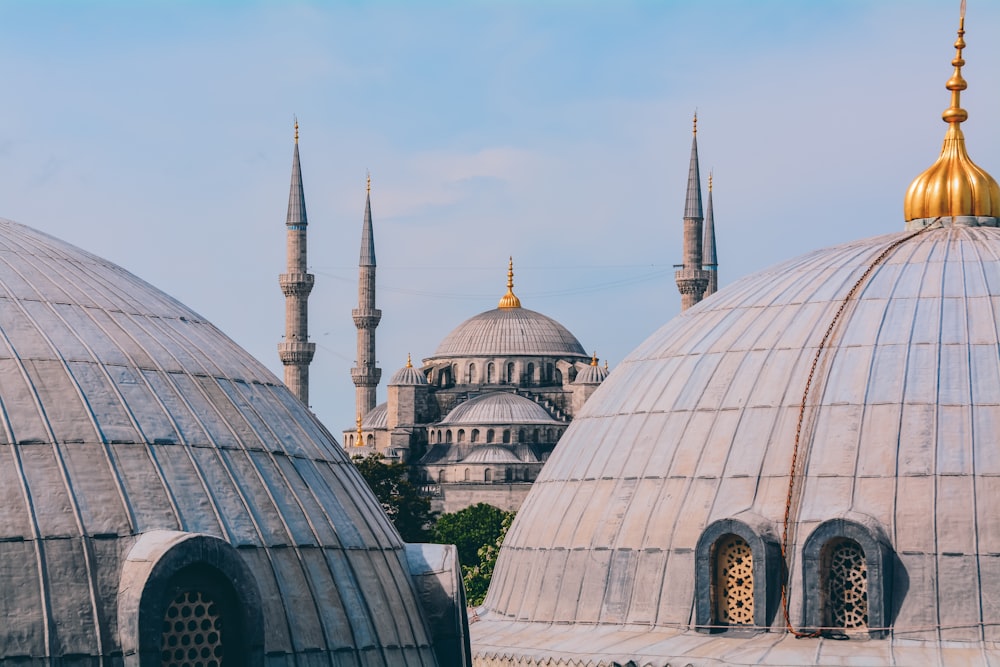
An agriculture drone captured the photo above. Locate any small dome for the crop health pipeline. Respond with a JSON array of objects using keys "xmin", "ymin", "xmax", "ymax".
[
  {"xmin": 432, "ymin": 308, "xmax": 586, "ymax": 359},
  {"xmin": 362, "ymin": 402, "xmax": 388, "ymax": 429},
  {"xmin": 439, "ymin": 392, "xmax": 561, "ymax": 426},
  {"xmin": 389, "ymin": 354, "xmax": 427, "ymax": 385},
  {"xmin": 573, "ymin": 354, "xmax": 609, "ymax": 385},
  {"xmin": 462, "ymin": 445, "xmax": 521, "ymax": 464}
]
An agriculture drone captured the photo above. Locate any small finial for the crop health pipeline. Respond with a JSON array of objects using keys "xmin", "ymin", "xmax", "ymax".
[
  {"xmin": 406, "ymin": 353, "xmax": 412, "ymax": 369},
  {"xmin": 692, "ymin": 111, "xmax": 698, "ymax": 136},
  {"xmin": 355, "ymin": 414, "xmax": 363, "ymax": 446},
  {"xmin": 604, "ymin": 359, "xmax": 609, "ymax": 371},
  {"xmin": 591, "ymin": 352, "xmax": 598, "ymax": 367},
  {"xmin": 942, "ymin": 2, "xmax": 969, "ymax": 126},
  {"xmin": 366, "ymin": 170, "xmax": 371, "ymax": 195},
  {"xmin": 708, "ymin": 171, "xmax": 713, "ymax": 193},
  {"xmin": 498, "ymin": 257, "xmax": 522, "ymax": 309},
  {"xmin": 294, "ymin": 116, "xmax": 299, "ymax": 144}
]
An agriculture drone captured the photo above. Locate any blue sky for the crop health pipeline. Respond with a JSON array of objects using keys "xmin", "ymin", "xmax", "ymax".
[{"xmin": 0, "ymin": 1, "xmax": 997, "ymax": 432}]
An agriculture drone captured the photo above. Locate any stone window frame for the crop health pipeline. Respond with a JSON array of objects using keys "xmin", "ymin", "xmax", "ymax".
[
  {"xmin": 118, "ymin": 531, "xmax": 264, "ymax": 667},
  {"xmin": 801, "ymin": 517, "xmax": 892, "ymax": 639},
  {"xmin": 695, "ymin": 517, "xmax": 780, "ymax": 633}
]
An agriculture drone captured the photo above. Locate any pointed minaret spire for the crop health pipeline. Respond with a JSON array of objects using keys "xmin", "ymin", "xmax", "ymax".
[
  {"xmin": 702, "ymin": 171, "xmax": 718, "ymax": 298},
  {"xmin": 675, "ymin": 113, "xmax": 710, "ymax": 311},
  {"xmin": 278, "ymin": 118, "xmax": 316, "ymax": 405},
  {"xmin": 352, "ymin": 173, "xmax": 382, "ymax": 420}
]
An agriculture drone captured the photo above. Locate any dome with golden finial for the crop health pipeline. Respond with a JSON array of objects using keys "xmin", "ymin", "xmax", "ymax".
[
  {"xmin": 389, "ymin": 353, "xmax": 428, "ymax": 385},
  {"xmin": 904, "ymin": 4, "xmax": 1000, "ymax": 227}
]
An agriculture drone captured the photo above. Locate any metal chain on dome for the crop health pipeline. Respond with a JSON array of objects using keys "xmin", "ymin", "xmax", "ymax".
[{"xmin": 779, "ymin": 218, "xmax": 942, "ymax": 638}]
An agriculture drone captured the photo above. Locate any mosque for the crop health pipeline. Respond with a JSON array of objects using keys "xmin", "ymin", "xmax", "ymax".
[{"xmin": 470, "ymin": 8, "xmax": 1000, "ymax": 666}]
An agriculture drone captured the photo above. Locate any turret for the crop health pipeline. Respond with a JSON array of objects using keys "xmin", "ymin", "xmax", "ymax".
[
  {"xmin": 702, "ymin": 172, "xmax": 718, "ymax": 298},
  {"xmin": 674, "ymin": 114, "xmax": 711, "ymax": 311},
  {"xmin": 277, "ymin": 119, "xmax": 316, "ymax": 404},
  {"xmin": 351, "ymin": 174, "xmax": 382, "ymax": 418}
]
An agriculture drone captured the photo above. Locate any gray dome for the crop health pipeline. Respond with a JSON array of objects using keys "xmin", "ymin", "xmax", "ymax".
[
  {"xmin": 362, "ymin": 401, "xmax": 388, "ymax": 428},
  {"xmin": 0, "ymin": 218, "xmax": 440, "ymax": 664},
  {"xmin": 389, "ymin": 363, "xmax": 428, "ymax": 386},
  {"xmin": 473, "ymin": 226, "xmax": 1000, "ymax": 665},
  {"xmin": 573, "ymin": 361, "xmax": 609, "ymax": 385},
  {"xmin": 462, "ymin": 445, "xmax": 521, "ymax": 464},
  {"xmin": 431, "ymin": 307, "xmax": 587, "ymax": 359},
  {"xmin": 439, "ymin": 392, "xmax": 561, "ymax": 426}
]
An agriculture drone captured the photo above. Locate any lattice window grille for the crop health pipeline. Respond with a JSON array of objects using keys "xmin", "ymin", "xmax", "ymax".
[
  {"xmin": 715, "ymin": 534, "xmax": 754, "ymax": 625},
  {"xmin": 161, "ymin": 590, "xmax": 225, "ymax": 667},
  {"xmin": 828, "ymin": 540, "xmax": 868, "ymax": 629}
]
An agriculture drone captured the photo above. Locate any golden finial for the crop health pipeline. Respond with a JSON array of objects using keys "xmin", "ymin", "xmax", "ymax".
[
  {"xmin": 604, "ymin": 359, "xmax": 609, "ymax": 371},
  {"xmin": 366, "ymin": 170, "xmax": 371, "ymax": 195},
  {"xmin": 904, "ymin": 2, "xmax": 999, "ymax": 223},
  {"xmin": 692, "ymin": 111, "xmax": 697, "ymax": 136},
  {"xmin": 708, "ymin": 171, "xmax": 713, "ymax": 193},
  {"xmin": 591, "ymin": 352, "xmax": 598, "ymax": 367},
  {"xmin": 355, "ymin": 414, "xmax": 363, "ymax": 446},
  {"xmin": 294, "ymin": 116, "xmax": 299, "ymax": 144},
  {"xmin": 498, "ymin": 256, "xmax": 522, "ymax": 309},
  {"xmin": 406, "ymin": 353, "xmax": 412, "ymax": 369}
]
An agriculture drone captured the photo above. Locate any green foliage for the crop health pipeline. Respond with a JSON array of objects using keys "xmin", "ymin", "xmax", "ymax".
[
  {"xmin": 461, "ymin": 511, "xmax": 514, "ymax": 606},
  {"xmin": 351, "ymin": 453, "xmax": 435, "ymax": 542},
  {"xmin": 432, "ymin": 502, "xmax": 513, "ymax": 567}
]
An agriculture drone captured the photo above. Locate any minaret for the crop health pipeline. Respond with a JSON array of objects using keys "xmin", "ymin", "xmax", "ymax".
[
  {"xmin": 277, "ymin": 119, "xmax": 315, "ymax": 404},
  {"xmin": 351, "ymin": 173, "xmax": 382, "ymax": 419},
  {"xmin": 702, "ymin": 172, "xmax": 718, "ymax": 298},
  {"xmin": 674, "ymin": 114, "xmax": 710, "ymax": 311}
]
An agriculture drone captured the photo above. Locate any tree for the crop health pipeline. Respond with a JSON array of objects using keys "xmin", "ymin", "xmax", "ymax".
[
  {"xmin": 462, "ymin": 511, "xmax": 514, "ymax": 606},
  {"xmin": 351, "ymin": 453, "xmax": 435, "ymax": 542},
  {"xmin": 432, "ymin": 503, "xmax": 512, "ymax": 567}
]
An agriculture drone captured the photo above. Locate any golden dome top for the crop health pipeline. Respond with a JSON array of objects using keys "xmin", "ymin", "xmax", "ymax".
[
  {"xmin": 590, "ymin": 352, "xmax": 598, "ymax": 367},
  {"xmin": 904, "ymin": 6, "xmax": 1000, "ymax": 223},
  {"xmin": 498, "ymin": 257, "xmax": 522, "ymax": 309}
]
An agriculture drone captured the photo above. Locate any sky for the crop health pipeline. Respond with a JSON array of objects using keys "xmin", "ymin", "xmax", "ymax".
[{"xmin": 0, "ymin": 0, "xmax": 997, "ymax": 434}]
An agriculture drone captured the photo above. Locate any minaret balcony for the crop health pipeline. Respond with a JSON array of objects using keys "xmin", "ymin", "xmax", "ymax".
[
  {"xmin": 675, "ymin": 268, "xmax": 710, "ymax": 295},
  {"xmin": 352, "ymin": 308, "xmax": 382, "ymax": 328},
  {"xmin": 279, "ymin": 273, "xmax": 315, "ymax": 296},
  {"xmin": 278, "ymin": 341, "xmax": 316, "ymax": 364},
  {"xmin": 351, "ymin": 367, "xmax": 382, "ymax": 386}
]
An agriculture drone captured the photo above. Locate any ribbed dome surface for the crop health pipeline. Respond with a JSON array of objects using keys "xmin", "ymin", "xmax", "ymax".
[
  {"xmin": 389, "ymin": 364, "xmax": 428, "ymax": 385},
  {"xmin": 473, "ymin": 225, "xmax": 1000, "ymax": 665},
  {"xmin": 439, "ymin": 392, "xmax": 561, "ymax": 426},
  {"xmin": 462, "ymin": 445, "xmax": 521, "ymax": 464},
  {"xmin": 431, "ymin": 307, "xmax": 587, "ymax": 359},
  {"xmin": 0, "ymin": 218, "xmax": 437, "ymax": 663},
  {"xmin": 362, "ymin": 402, "xmax": 389, "ymax": 428},
  {"xmin": 573, "ymin": 363, "xmax": 609, "ymax": 385}
]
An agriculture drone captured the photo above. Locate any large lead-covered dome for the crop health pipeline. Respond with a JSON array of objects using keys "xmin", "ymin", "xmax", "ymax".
[
  {"xmin": 0, "ymin": 217, "xmax": 453, "ymax": 664},
  {"xmin": 472, "ymin": 224, "xmax": 1000, "ymax": 664},
  {"xmin": 432, "ymin": 307, "xmax": 586, "ymax": 359}
]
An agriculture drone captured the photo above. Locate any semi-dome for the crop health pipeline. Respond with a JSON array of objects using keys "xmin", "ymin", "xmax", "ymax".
[
  {"xmin": 461, "ymin": 445, "xmax": 521, "ymax": 464},
  {"xmin": 361, "ymin": 401, "xmax": 389, "ymax": 428},
  {"xmin": 573, "ymin": 353, "xmax": 609, "ymax": 385},
  {"xmin": 438, "ymin": 392, "xmax": 562, "ymax": 426},
  {"xmin": 0, "ymin": 217, "xmax": 458, "ymax": 664}
]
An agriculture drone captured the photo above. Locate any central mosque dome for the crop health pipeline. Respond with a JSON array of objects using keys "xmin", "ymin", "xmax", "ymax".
[{"xmin": 471, "ymin": 10, "xmax": 1000, "ymax": 666}]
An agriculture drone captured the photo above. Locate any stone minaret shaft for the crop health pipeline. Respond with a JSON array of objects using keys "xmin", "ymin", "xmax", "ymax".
[
  {"xmin": 675, "ymin": 115, "xmax": 710, "ymax": 311},
  {"xmin": 278, "ymin": 122, "xmax": 316, "ymax": 404},
  {"xmin": 351, "ymin": 176, "xmax": 381, "ymax": 419},
  {"xmin": 703, "ymin": 172, "xmax": 718, "ymax": 298}
]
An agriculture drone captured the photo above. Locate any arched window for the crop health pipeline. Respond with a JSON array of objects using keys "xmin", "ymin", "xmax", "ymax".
[
  {"xmin": 446, "ymin": 430, "xmax": 453, "ymax": 444},
  {"xmin": 695, "ymin": 517, "xmax": 779, "ymax": 633},
  {"xmin": 802, "ymin": 517, "xmax": 892, "ymax": 638},
  {"xmin": 517, "ymin": 429, "xmax": 525, "ymax": 443},
  {"xmin": 506, "ymin": 363, "xmax": 514, "ymax": 383},
  {"xmin": 484, "ymin": 469, "xmax": 492, "ymax": 482},
  {"xmin": 487, "ymin": 362, "xmax": 496, "ymax": 383},
  {"xmin": 546, "ymin": 363, "xmax": 554, "ymax": 382},
  {"xmin": 486, "ymin": 429, "xmax": 494, "ymax": 443},
  {"xmin": 467, "ymin": 363, "xmax": 476, "ymax": 384},
  {"xmin": 463, "ymin": 468, "xmax": 470, "ymax": 481},
  {"xmin": 471, "ymin": 429, "xmax": 479, "ymax": 443},
  {"xmin": 525, "ymin": 363, "xmax": 534, "ymax": 385},
  {"xmin": 532, "ymin": 429, "xmax": 539, "ymax": 443},
  {"xmin": 438, "ymin": 469, "xmax": 446, "ymax": 483},
  {"xmin": 547, "ymin": 428, "xmax": 554, "ymax": 442},
  {"xmin": 366, "ymin": 434, "xmax": 373, "ymax": 447},
  {"xmin": 714, "ymin": 534, "xmax": 755, "ymax": 627},
  {"xmin": 457, "ymin": 429, "xmax": 466, "ymax": 443},
  {"xmin": 554, "ymin": 368, "xmax": 562, "ymax": 385},
  {"xmin": 568, "ymin": 366, "xmax": 577, "ymax": 383},
  {"xmin": 502, "ymin": 429, "xmax": 510, "ymax": 444},
  {"xmin": 505, "ymin": 468, "xmax": 512, "ymax": 482}
]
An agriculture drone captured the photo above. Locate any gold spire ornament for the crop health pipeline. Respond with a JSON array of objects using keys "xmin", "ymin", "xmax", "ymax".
[
  {"xmin": 294, "ymin": 116, "xmax": 299, "ymax": 144},
  {"xmin": 355, "ymin": 414, "xmax": 363, "ymax": 447},
  {"xmin": 366, "ymin": 171, "xmax": 371, "ymax": 195},
  {"xmin": 406, "ymin": 353, "xmax": 413, "ymax": 369},
  {"xmin": 498, "ymin": 257, "xmax": 522, "ymax": 309},
  {"xmin": 591, "ymin": 352, "xmax": 598, "ymax": 367},
  {"xmin": 903, "ymin": 2, "xmax": 1000, "ymax": 223}
]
